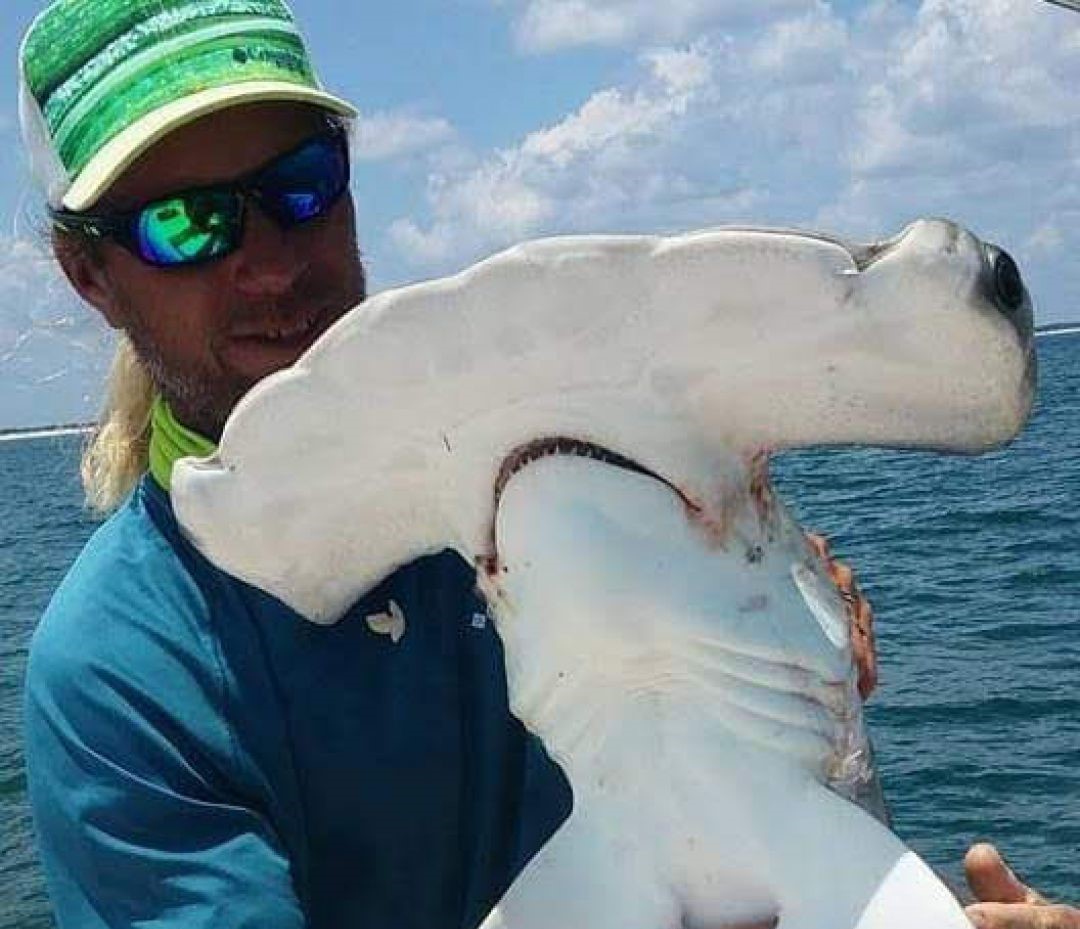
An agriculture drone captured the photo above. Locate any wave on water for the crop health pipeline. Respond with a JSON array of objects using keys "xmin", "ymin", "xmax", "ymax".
[{"xmin": 0, "ymin": 426, "xmax": 92, "ymax": 444}]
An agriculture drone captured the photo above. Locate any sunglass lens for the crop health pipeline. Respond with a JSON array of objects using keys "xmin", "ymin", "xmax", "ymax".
[
  {"xmin": 136, "ymin": 190, "xmax": 241, "ymax": 266},
  {"xmin": 258, "ymin": 134, "xmax": 349, "ymax": 226}
]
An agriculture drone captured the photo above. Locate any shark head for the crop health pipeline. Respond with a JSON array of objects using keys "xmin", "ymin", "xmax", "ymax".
[{"xmin": 172, "ymin": 219, "xmax": 1035, "ymax": 624}]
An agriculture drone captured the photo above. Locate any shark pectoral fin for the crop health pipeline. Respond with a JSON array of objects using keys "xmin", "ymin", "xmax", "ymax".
[
  {"xmin": 479, "ymin": 809, "xmax": 680, "ymax": 929},
  {"xmin": 769, "ymin": 785, "xmax": 970, "ymax": 929}
]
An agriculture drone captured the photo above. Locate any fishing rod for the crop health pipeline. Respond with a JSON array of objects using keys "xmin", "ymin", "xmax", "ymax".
[{"xmin": 1039, "ymin": 0, "xmax": 1080, "ymax": 11}]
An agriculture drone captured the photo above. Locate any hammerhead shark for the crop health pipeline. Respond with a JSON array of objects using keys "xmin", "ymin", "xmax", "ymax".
[{"xmin": 173, "ymin": 218, "xmax": 1035, "ymax": 929}]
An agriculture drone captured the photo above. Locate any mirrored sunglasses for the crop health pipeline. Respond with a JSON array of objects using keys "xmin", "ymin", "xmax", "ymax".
[{"xmin": 51, "ymin": 125, "xmax": 350, "ymax": 269}]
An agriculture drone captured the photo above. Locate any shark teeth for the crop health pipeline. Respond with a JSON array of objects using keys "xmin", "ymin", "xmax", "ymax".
[
  {"xmin": 483, "ymin": 437, "xmax": 697, "ymax": 576},
  {"xmin": 494, "ymin": 437, "xmax": 657, "ymax": 505}
]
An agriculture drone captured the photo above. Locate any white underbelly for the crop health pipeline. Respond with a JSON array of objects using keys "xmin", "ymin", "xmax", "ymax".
[{"xmin": 479, "ymin": 454, "xmax": 969, "ymax": 929}]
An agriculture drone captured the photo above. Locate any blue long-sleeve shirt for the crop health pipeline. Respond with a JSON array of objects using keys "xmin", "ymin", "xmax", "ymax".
[{"xmin": 24, "ymin": 476, "xmax": 571, "ymax": 928}]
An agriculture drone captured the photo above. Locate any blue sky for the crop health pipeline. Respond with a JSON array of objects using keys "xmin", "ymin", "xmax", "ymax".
[{"xmin": 1, "ymin": 0, "xmax": 1078, "ymax": 428}]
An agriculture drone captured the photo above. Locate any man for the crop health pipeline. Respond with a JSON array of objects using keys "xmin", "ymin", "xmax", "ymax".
[
  {"xmin": 23, "ymin": 4, "xmax": 574, "ymax": 928},
  {"xmin": 18, "ymin": 2, "xmax": 1073, "ymax": 928}
]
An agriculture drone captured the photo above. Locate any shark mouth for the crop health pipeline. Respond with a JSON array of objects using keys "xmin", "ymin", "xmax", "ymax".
[{"xmin": 484, "ymin": 437, "xmax": 697, "ymax": 573}]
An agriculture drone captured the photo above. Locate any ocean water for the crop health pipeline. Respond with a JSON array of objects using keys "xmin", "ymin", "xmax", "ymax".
[{"xmin": 1, "ymin": 335, "xmax": 1077, "ymax": 927}]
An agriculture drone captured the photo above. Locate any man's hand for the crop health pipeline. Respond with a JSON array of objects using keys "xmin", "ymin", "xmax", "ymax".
[
  {"xmin": 806, "ymin": 533, "xmax": 878, "ymax": 699},
  {"xmin": 965, "ymin": 843, "xmax": 1080, "ymax": 929}
]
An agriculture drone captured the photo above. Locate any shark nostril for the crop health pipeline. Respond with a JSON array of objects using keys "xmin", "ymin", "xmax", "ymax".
[
  {"xmin": 847, "ymin": 239, "xmax": 896, "ymax": 272},
  {"xmin": 988, "ymin": 247, "xmax": 1025, "ymax": 313}
]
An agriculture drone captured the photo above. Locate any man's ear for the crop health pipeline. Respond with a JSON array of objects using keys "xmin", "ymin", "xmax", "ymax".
[{"xmin": 53, "ymin": 235, "xmax": 127, "ymax": 329}]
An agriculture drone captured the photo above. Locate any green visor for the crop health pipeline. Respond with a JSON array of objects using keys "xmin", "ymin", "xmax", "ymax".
[{"xmin": 19, "ymin": 0, "xmax": 355, "ymax": 210}]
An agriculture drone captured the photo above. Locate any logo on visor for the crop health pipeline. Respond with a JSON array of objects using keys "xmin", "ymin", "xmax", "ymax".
[{"xmin": 232, "ymin": 46, "xmax": 306, "ymax": 74}]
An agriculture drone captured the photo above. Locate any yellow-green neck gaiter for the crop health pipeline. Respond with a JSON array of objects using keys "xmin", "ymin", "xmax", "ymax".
[{"xmin": 148, "ymin": 397, "xmax": 217, "ymax": 493}]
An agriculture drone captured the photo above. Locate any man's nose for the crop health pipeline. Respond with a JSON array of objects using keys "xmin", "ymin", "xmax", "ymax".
[{"xmin": 230, "ymin": 203, "xmax": 309, "ymax": 296}]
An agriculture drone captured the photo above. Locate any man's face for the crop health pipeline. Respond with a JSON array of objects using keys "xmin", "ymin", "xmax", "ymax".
[{"xmin": 72, "ymin": 102, "xmax": 366, "ymax": 439}]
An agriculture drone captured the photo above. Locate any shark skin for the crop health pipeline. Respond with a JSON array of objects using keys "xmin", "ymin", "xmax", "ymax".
[
  {"xmin": 476, "ymin": 454, "xmax": 959, "ymax": 929},
  {"xmin": 172, "ymin": 219, "xmax": 1036, "ymax": 929}
]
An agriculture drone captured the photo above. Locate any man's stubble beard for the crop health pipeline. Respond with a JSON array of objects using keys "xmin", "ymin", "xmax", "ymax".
[
  {"xmin": 127, "ymin": 322, "xmax": 248, "ymax": 441},
  {"xmin": 121, "ymin": 258, "xmax": 368, "ymax": 441}
]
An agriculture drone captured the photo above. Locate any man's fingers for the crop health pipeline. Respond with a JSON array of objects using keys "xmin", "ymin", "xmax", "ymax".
[
  {"xmin": 853, "ymin": 596, "xmax": 874, "ymax": 643},
  {"xmin": 806, "ymin": 532, "xmax": 830, "ymax": 560},
  {"xmin": 805, "ymin": 533, "xmax": 855, "ymax": 602},
  {"xmin": 830, "ymin": 560, "xmax": 855, "ymax": 593},
  {"xmin": 826, "ymin": 558, "xmax": 860, "ymax": 613},
  {"xmin": 825, "ymin": 560, "xmax": 879, "ymax": 695},
  {"xmin": 852, "ymin": 599, "xmax": 878, "ymax": 698},
  {"xmin": 966, "ymin": 903, "xmax": 1080, "ymax": 929},
  {"xmin": 805, "ymin": 532, "xmax": 879, "ymax": 698},
  {"xmin": 965, "ymin": 844, "xmax": 1044, "ymax": 905}
]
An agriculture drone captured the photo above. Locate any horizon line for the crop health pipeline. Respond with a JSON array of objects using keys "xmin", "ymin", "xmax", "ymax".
[{"xmin": 1, "ymin": 325, "xmax": 1076, "ymax": 438}]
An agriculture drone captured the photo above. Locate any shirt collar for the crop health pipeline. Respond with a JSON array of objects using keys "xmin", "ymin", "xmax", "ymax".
[{"xmin": 148, "ymin": 396, "xmax": 217, "ymax": 493}]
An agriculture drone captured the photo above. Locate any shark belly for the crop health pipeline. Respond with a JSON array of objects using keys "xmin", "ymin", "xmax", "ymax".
[{"xmin": 480, "ymin": 453, "xmax": 971, "ymax": 929}]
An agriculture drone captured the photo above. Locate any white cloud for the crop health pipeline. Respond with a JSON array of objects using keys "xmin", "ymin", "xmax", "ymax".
[
  {"xmin": 385, "ymin": 0, "xmax": 1080, "ymax": 322},
  {"xmin": 749, "ymin": 6, "xmax": 849, "ymax": 81},
  {"xmin": 847, "ymin": 0, "xmax": 1079, "ymax": 182},
  {"xmin": 640, "ymin": 44, "xmax": 714, "ymax": 95},
  {"xmin": 0, "ymin": 237, "xmax": 113, "ymax": 429},
  {"xmin": 390, "ymin": 171, "xmax": 552, "ymax": 265},
  {"xmin": 516, "ymin": 0, "xmax": 634, "ymax": 50},
  {"xmin": 518, "ymin": 51, "xmax": 708, "ymax": 166},
  {"xmin": 388, "ymin": 43, "xmax": 715, "ymax": 269},
  {"xmin": 352, "ymin": 111, "xmax": 455, "ymax": 162},
  {"xmin": 821, "ymin": 0, "xmax": 1080, "ymax": 321},
  {"xmin": 1026, "ymin": 221, "xmax": 1064, "ymax": 256},
  {"xmin": 505, "ymin": 0, "xmax": 812, "ymax": 52}
]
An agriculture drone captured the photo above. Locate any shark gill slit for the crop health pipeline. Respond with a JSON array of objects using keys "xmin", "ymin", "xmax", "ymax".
[{"xmin": 479, "ymin": 436, "xmax": 701, "ymax": 576}]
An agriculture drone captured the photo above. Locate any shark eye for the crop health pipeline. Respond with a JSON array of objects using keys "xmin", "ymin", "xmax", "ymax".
[{"xmin": 991, "ymin": 249, "xmax": 1024, "ymax": 312}]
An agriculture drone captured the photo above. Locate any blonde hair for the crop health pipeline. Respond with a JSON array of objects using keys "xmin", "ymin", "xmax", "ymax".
[{"xmin": 81, "ymin": 335, "xmax": 155, "ymax": 514}]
